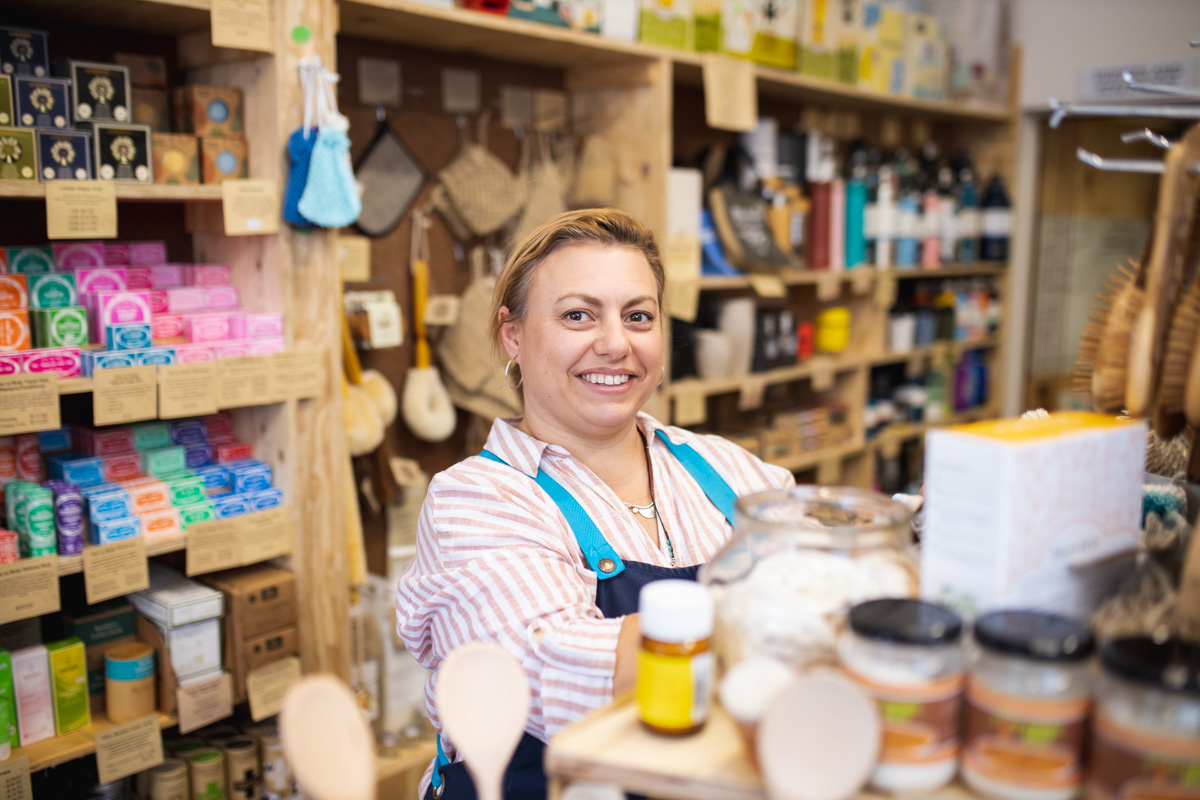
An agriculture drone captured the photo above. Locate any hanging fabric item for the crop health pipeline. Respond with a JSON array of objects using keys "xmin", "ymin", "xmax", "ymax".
[
  {"xmin": 284, "ymin": 59, "xmax": 320, "ymax": 228},
  {"xmin": 354, "ymin": 109, "xmax": 426, "ymax": 238},
  {"xmin": 429, "ymin": 182, "xmax": 473, "ymax": 242},
  {"xmin": 438, "ymin": 113, "xmax": 526, "ymax": 237},
  {"xmin": 401, "ymin": 211, "xmax": 457, "ymax": 443},
  {"xmin": 438, "ymin": 246, "xmax": 522, "ymax": 422},
  {"xmin": 298, "ymin": 60, "xmax": 362, "ymax": 229},
  {"xmin": 570, "ymin": 134, "xmax": 618, "ymax": 207},
  {"xmin": 510, "ymin": 131, "xmax": 568, "ymax": 246}
]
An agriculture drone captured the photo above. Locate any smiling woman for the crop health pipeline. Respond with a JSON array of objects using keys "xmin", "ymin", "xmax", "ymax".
[{"xmin": 396, "ymin": 209, "xmax": 795, "ymax": 800}]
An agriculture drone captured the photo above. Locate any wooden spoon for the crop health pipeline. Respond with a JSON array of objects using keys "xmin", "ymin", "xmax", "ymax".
[
  {"xmin": 279, "ymin": 674, "xmax": 377, "ymax": 800},
  {"xmin": 437, "ymin": 642, "xmax": 531, "ymax": 800},
  {"xmin": 757, "ymin": 672, "xmax": 880, "ymax": 800}
]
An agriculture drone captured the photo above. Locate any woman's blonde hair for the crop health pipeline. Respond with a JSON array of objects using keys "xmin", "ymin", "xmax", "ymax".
[{"xmin": 489, "ymin": 209, "xmax": 665, "ymax": 356}]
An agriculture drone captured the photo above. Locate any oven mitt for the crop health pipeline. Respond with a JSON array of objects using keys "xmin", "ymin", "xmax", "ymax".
[
  {"xmin": 354, "ymin": 119, "xmax": 426, "ymax": 238},
  {"xmin": 284, "ymin": 127, "xmax": 317, "ymax": 228},
  {"xmin": 430, "ymin": 182, "xmax": 473, "ymax": 242},
  {"xmin": 571, "ymin": 135, "xmax": 618, "ymax": 207},
  {"xmin": 299, "ymin": 126, "xmax": 362, "ymax": 228},
  {"xmin": 511, "ymin": 134, "xmax": 567, "ymax": 245}
]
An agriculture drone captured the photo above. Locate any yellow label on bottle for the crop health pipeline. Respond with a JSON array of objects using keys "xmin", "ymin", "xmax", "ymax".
[{"xmin": 636, "ymin": 650, "xmax": 712, "ymax": 730}]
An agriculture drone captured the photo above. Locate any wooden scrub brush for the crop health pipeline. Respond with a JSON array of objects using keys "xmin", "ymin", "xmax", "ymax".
[{"xmin": 1076, "ymin": 258, "xmax": 1143, "ymax": 413}]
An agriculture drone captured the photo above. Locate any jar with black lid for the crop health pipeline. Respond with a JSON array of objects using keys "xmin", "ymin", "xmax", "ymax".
[
  {"xmin": 1087, "ymin": 637, "xmax": 1199, "ymax": 800},
  {"xmin": 961, "ymin": 610, "xmax": 1094, "ymax": 800},
  {"xmin": 839, "ymin": 598, "xmax": 965, "ymax": 792}
]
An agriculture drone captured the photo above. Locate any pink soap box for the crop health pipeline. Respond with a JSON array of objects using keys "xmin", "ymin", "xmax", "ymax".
[
  {"xmin": 229, "ymin": 312, "xmax": 283, "ymax": 340},
  {"xmin": 185, "ymin": 265, "xmax": 231, "ymax": 287},
  {"xmin": 174, "ymin": 344, "xmax": 215, "ymax": 363},
  {"xmin": 184, "ymin": 312, "xmax": 230, "ymax": 344},
  {"xmin": 75, "ymin": 267, "xmax": 127, "ymax": 295},
  {"xmin": 53, "ymin": 242, "xmax": 104, "ymax": 269},
  {"xmin": 21, "ymin": 347, "xmax": 82, "ymax": 378}
]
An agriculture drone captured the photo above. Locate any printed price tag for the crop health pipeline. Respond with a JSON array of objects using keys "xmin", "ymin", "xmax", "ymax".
[
  {"xmin": 45, "ymin": 181, "xmax": 117, "ymax": 239},
  {"xmin": 177, "ymin": 673, "xmax": 234, "ymax": 735},
  {"xmin": 83, "ymin": 539, "xmax": 149, "ymax": 605},
  {"xmin": 158, "ymin": 362, "xmax": 219, "ymax": 419},
  {"xmin": 748, "ymin": 274, "xmax": 786, "ymax": 298},
  {"xmin": 0, "ymin": 558, "xmax": 59, "ymax": 626},
  {"xmin": 186, "ymin": 518, "xmax": 242, "ymax": 576},
  {"xmin": 356, "ymin": 58, "xmax": 401, "ymax": 107},
  {"xmin": 0, "ymin": 756, "xmax": 31, "ymax": 800},
  {"xmin": 337, "ymin": 234, "xmax": 372, "ymax": 283},
  {"xmin": 272, "ymin": 350, "xmax": 322, "ymax": 401},
  {"xmin": 850, "ymin": 269, "xmax": 873, "ymax": 295},
  {"xmin": 663, "ymin": 235, "xmax": 701, "ymax": 282},
  {"xmin": 665, "ymin": 279, "xmax": 700, "ymax": 324},
  {"xmin": 702, "ymin": 55, "xmax": 756, "ymax": 132},
  {"xmin": 810, "ymin": 358, "xmax": 835, "ymax": 392},
  {"xmin": 93, "ymin": 365, "xmax": 158, "ymax": 426},
  {"xmin": 247, "ymin": 656, "xmax": 302, "ymax": 722},
  {"xmin": 240, "ymin": 507, "xmax": 292, "ymax": 565},
  {"xmin": 874, "ymin": 273, "xmax": 897, "ymax": 309},
  {"xmin": 738, "ymin": 377, "xmax": 766, "ymax": 411},
  {"xmin": 222, "ymin": 180, "xmax": 280, "ymax": 236},
  {"xmin": 442, "ymin": 69, "xmax": 481, "ymax": 114},
  {"xmin": 211, "ymin": 0, "xmax": 274, "ymax": 53},
  {"xmin": 216, "ymin": 355, "xmax": 276, "ymax": 409},
  {"xmin": 95, "ymin": 714, "xmax": 164, "ymax": 784},
  {"xmin": 0, "ymin": 374, "xmax": 60, "ymax": 436},
  {"xmin": 816, "ymin": 272, "xmax": 841, "ymax": 302}
]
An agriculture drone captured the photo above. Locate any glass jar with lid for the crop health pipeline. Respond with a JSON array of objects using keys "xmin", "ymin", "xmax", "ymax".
[
  {"xmin": 961, "ymin": 610, "xmax": 1094, "ymax": 800},
  {"xmin": 698, "ymin": 486, "xmax": 916, "ymax": 673},
  {"xmin": 1087, "ymin": 637, "xmax": 1199, "ymax": 800}
]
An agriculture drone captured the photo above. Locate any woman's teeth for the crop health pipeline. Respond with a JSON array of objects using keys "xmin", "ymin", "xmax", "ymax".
[{"xmin": 581, "ymin": 374, "xmax": 630, "ymax": 385}]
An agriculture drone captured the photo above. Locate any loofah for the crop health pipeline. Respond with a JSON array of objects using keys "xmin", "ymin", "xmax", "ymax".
[
  {"xmin": 344, "ymin": 384, "xmax": 384, "ymax": 456},
  {"xmin": 360, "ymin": 369, "xmax": 398, "ymax": 427},
  {"xmin": 401, "ymin": 366, "xmax": 456, "ymax": 443},
  {"xmin": 299, "ymin": 126, "xmax": 362, "ymax": 228},
  {"xmin": 1143, "ymin": 483, "xmax": 1187, "ymax": 525}
]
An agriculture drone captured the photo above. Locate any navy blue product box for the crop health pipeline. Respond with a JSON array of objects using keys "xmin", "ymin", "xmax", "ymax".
[
  {"xmin": 36, "ymin": 129, "xmax": 92, "ymax": 181},
  {"xmin": 0, "ymin": 28, "xmax": 49, "ymax": 78},
  {"xmin": 53, "ymin": 60, "xmax": 130, "ymax": 125},
  {"xmin": 14, "ymin": 76, "xmax": 70, "ymax": 129},
  {"xmin": 88, "ymin": 122, "xmax": 151, "ymax": 183}
]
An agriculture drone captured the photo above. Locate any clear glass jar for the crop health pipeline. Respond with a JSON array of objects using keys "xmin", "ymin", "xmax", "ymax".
[
  {"xmin": 1087, "ymin": 637, "xmax": 1200, "ymax": 800},
  {"xmin": 839, "ymin": 599, "xmax": 965, "ymax": 793},
  {"xmin": 961, "ymin": 611, "xmax": 1094, "ymax": 800},
  {"xmin": 699, "ymin": 486, "xmax": 916, "ymax": 673}
]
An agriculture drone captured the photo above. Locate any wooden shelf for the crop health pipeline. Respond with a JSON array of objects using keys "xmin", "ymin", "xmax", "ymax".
[
  {"xmin": 695, "ymin": 268, "xmax": 876, "ymax": 292},
  {"xmin": 767, "ymin": 438, "xmax": 864, "ymax": 472},
  {"xmin": 15, "ymin": 703, "xmax": 177, "ymax": 773},
  {"xmin": 0, "ymin": 184, "xmax": 224, "ymax": 203},
  {"xmin": 376, "ymin": 739, "xmax": 438, "ymax": 782},
  {"xmin": 546, "ymin": 697, "xmax": 977, "ymax": 800},
  {"xmin": 867, "ymin": 336, "xmax": 1002, "ymax": 368},
  {"xmin": 668, "ymin": 354, "xmax": 861, "ymax": 400},
  {"xmin": 339, "ymin": 0, "xmax": 1012, "ymax": 123},
  {"xmin": 868, "ymin": 405, "xmax": 997, "ymax": 451},
  {"xmin": 1, "ymin": 0, "xmax": 210, "ymax": 35},
  {"xmin": 56, "ymin": 534, "xmax": 187, "ymax": 576},
  {"xmin": 882, "ymin": 265, "xmax": 1008, "ymax": 280}
]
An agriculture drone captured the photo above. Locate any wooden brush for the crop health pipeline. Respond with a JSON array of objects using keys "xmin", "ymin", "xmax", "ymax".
[
  {"xmin": 1076, "ymin": 259, "xmax": 1142, "ymax": 414},
  {"xmin": 1154, "ymin": 192, "xmax": 1200, "ymax": 437}
]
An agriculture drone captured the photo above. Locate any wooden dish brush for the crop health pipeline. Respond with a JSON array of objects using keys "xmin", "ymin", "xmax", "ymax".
[{"xmin": 1076, "ymin": 258, "xmax": 1143, "ymax": 414}]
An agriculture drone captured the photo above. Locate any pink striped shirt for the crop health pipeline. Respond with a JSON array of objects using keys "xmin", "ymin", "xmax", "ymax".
[{"xmin": 395, "ymin": 412, "xmax": 794, "ymax": 783}]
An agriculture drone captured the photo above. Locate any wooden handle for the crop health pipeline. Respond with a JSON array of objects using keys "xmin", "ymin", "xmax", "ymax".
[{"xmin": 413, "ymin": 257, "xmax": 432, "ymax": 368}]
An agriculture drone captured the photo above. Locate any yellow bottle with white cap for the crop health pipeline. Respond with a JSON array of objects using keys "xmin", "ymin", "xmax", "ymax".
[{"xmin": 635, "ymin": 580, "xmax": 714, "ymax": 736}]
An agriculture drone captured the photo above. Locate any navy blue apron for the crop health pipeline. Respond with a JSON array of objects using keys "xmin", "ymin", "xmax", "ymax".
[{"xmin": 424, "ymin": 430, "xmax": 737, "ymax": 800}]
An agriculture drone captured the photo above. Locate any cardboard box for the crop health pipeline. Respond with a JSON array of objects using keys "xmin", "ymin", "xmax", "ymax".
[
  {"xmin": 55, "ymin": 60, "xmax": 131, "ymax": 124},
  {"xmin": 922, "ymin": 413, "xmax": 1147, "ymax": 621},
  {"xmin": 114, "ymin": 53, "xmax": 168, "ymax": 90},
  {"xmin": 0, "ymin": 311, "xmax": 31, "ymax": 352},
  {"xmin": 11, "ymin": 645, "xmax": 54, "ymax": 746},
  {"xmin": 0, "ymin": 28, "xmax": 49, "ymax": 78},
  {"xmin": 0, "ymin": 76, "xmax": 11, "ymax": 126},
  {"xmin": 13, "ymin": 76, "xmax": 70, "ymax": 129},
  {"xmin": 129, "ymin": 564, "xmax": 224, "ymax": 629},
  {"xmin": 84, "ymin": 634, "xmax": 138, "ymax": 696},
  {"xmin": 45, "ymin": 637, "xmax": 90, "ymax": 734},
  {"xmin": 904, "ymin": 12, "xmax": 947, "ymax": 100},
  {"xmin": 173, "ymin": 85, "xmax": 243, "ymax": 138},
  {"xmin": 0, "ymin": 127, "xmax": 38, "ymax": 181},
  {"xmin": 32, "ymin": 307, "xmax": 88, "ymax": 348},
  {"xmin": 858, "ymin": 3, "xmax": 906, "ymax": 95},
  {"xmin": 230, "ymin": 625, "xmax": 298, "ymax": 703},
  {"xmin": 63, "ymin": 599, "xmax": 136, "ymax": 647},
  {"xmin": 638, "ymin": 0, "xmax": 693, "ymax": 50},
  {"xmin": 131, "ymin": 87, "xmax": 170, "ymax": 132},
  {"xmin": 90, "ymin": 122, "xmax": 152, "ymax": 183},
  {"xmin": 799, "ymin": 0, "xmax": 834, "ymax": 78},
  {"xmin": 201, "ymin": 565, "xmax": 297, "ymax": 641},
  {"xmin": 721, "ymin": 0, "xmax": 796, "ymax": 69},
  {"xmin": 152, "ymin": 133, "xmax": 199, "ymax": 186},
  {"xmin": 153, "ymin": 617, "xmax": 221, "ymax": 680},
  {"xmin": 28, "ymin": 273, "xmax": 78, "ymax": 308},
  {"xmin": 200, "ymin": 136, "xmax": 247, "ymax": 184},
  {"xmin": 0, "ymin": 275, "xmax": 28, "ymax": 311}
]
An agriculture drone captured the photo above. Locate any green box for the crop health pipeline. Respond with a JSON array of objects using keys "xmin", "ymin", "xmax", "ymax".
[
  {"xmin": 0, "ymin": 651, "xmax": 16, "ymax": 752},
  {"xmin": 132, "ymin": 422, "xmax": 172, "ymax": 451},
  {"xmin": 45, "ymin": 637, "xmax": 90, "ymax": 735},
  {"xmin": 33, "ymin": 306, "xmax": 88, "ymax": 348},
  {"xmin": 28, "ymin": 274, "xmax": 77, "ymax": 310},
  {"xmin": 142, "ymin": 446, "xmax": 186, "ymax": 477},
  {"xmin": 0, "ymin": 127, "xmax": 37, "ymax": 182},
  {"xmin": 63, "ymin": 600, "xmax": 135, "ymax": 648},
  {"xmin": 167, "ymin": 474, "xmax": 207, "ymax": 508},
  {"xmin": 0, "ymin": 76, "xmax": 12, "ymax": 127},
  {"xmin": 178, "ymin": 499, "xmax": 215, "ymax": 528},
  {"xmin": 5, "ymin": 246, "xmax": 53, "ymax": 274}
]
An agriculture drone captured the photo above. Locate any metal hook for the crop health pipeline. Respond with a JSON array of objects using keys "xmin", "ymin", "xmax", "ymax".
[
  {"xmin": 1191, "ymin": 38, "xmax": 1200, "ymax": 47},
  {"xmin": 1121, "ymin": 128, "xmax": 1171, "ymax": 149},
  {"xmin": 376, "ymin": 106, "xmax": 386, "ymax": 123},
  {"xmin": 1049, "ymin": 97, "xmax": 1200, "ymax": 129},
  {"xmin": 1076, "ymin": 147, "xmax": 1165, "ymax": 173},
  {"xmin": 1121, "ymin": 70, "xmax": 1200, "ymax": 100}
]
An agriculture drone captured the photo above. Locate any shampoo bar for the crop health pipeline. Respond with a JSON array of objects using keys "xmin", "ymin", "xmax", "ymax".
[
  {"xmin": 142, "ymin": 446, "xmax": 186, "ymax": 477},
  {"xmin": 170, "ymin": 420, "xmax": 207, "ymax": 445},
  {"xmin": 174, "ymin": 344, "xmax": 213, "ymax": 363},
  {"xmin": 75, "ymin": 267, "xmax": 127, "ymax": 295},
  {"xmin": 151, "ymin": 314, "xmax": 184, "ymax": 341},
  {"xmin": 124, "ymin": 268, "xmax": 153, "ymax": 290},
  {"xmin": 87, "ymin": 486, "xmax": 132, "ymax": 524},
  {"xmin": 213, "ymin": 341, "xmax": 250, "ymax": 359},
  {"xmin": 212, "ymin": 493, "xmax": 249, "ymax": 519},
  {"xmin": 55, "ymin": 455, "xmax": 105, "ymax": 487},
  {"xmin": 0, "ymin": 311, "xmax": 31, "ymax": 352},
  {"xmin": 248, "ymin": 487, "xmax": 283, "ymax": 512},
  {"xmin": 82, "ymin": 350, "xmax": 135, "ymax": 377},
  {"xmin": 105, "ymin": 323, "xmax": 152, "ymax": 351},
  {"xmin": 95, "ymin": 290, "xmax": 151, "ymax": 327},
  {"xmin": 166, "ymin": 287, "xmax": 205, "ymax": 313},
  {"xmin": 182, "ymin": 441, "xmax": 212, "ymax": 470},
  {"xmin": 28, "ymin": 273, "xmax": 77, "ymax": 309},
  {"xmin": 184, "ymin": 312, "xmax": 229, "ymax": 343},
  {"xmin": 5, "ymin": 246, "xmax": 52, "ymax": 274},
  {"xmin": 74, "ymin": 426, "xmax": 135, "ymax": 457},
  {"xmin": 138, "ymin": 506, "xmax": 181, "ymax": 540},
  {"xmin": 32, "ymin": 307, "xmax": 88, "ymax": 348},
  {"xmin": 129, "ymin": 241, "xmax": 167, "ymax": 267},
  {"xmin": 102, "ymin": 452, "xmax": 143, "ymax": 483},
  {"xmin": 0, "ymin": 355, "xmax": 19, "ymax": 375},
  {"xmin": 248, "ymin": 337, "xmax": 284, "ymax": 356},
  {"xmin": 92, "ymin": 515, "xmax": 141, "ymax": 545},
  {"xmin": 22, "ymin": 346, "xmax": 82, "ymax": 378},
  {"xmin": 185, "ymin": 264, "xmax": 230, "ymax": 287},
  {"xmin": 229, "ymin": 312, "xmax": 283, "ymax": 340},
  {"xmin": 201, "ymin": 285, "xmax": 237, "ymax": 310},
  {"xmin": 149, "ymin": 265, "xmax": 185, "ymax": 288},
  {"xmin": 0, "ymin": 275, "xmax": 28, "ymax": 311},
  {"xmin": 52, "ymin": 242, "xmax": 103, "ymax": 270},
  {"xmin": 122, "ymin": 477, "xmax": 170, "ymax": 513},
  {"xmin": 194, "ymin": 464, "xmax": 231, "ymax": 494},
  {"xmin": 228, "ymin": 460, "xmax": 271, "ymax": 494},
  {"xmin": 167, "ymin": 474, "xmax": 207, "ymax": 508},
  {"xmin": 178, "ymin": 500, "xmax": 215, "ymax": 529},
  {"xmin": 131, "ymin": 422, "xmax": 171, "ymax": 451},
  {"xmin": 103, "ymin": 243, "xmax": 130, "ymax": 266}
]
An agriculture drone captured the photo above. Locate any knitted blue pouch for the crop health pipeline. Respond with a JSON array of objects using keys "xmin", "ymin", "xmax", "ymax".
[
  {"xmin": 298, "ymin": 126, "xmax": 361, "ymax": 228},
  {"xmin": 284, "ymin": 127, "xmax": 317, "ymax": 227}
]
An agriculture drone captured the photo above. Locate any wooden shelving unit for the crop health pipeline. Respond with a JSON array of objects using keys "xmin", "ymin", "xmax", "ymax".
[
  {"xmin": 0, "ymin": 184, "xmax": 224, "ymax": 202},
  {"xmin": 56, "ymin": 534, "xmax": 187, "ymax": 576},
  {"xmin": 866, "ymin": 336, "xmax": 1002, "ymax": 368},
  {"xmin": 667, "ymin": 353, "xmax": 862, "ymax": 400},
  {"xmin": 14, "ymin": 703, "xmax": 178, "ymax": 773}
]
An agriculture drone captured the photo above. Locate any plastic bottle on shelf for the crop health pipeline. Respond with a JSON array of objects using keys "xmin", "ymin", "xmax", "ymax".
[
  {"xmin": 863, "ymin": 151, "xmax": 881, "ymax": 265},
  {"xmin": 980, "ymin": 174, "xmax": 1012, "ymax": 262},
  {"xmin": 845, "ymin": 149, "xmax": 868, "ymax": 269},
  {"xmin": 955, "ymin": 165, "xmax": 980, "ymax": 264},
  {"xmin": 895, "ymin": 176, "xmax": 920, "ymax": 269},
  {"xmin": 874, "ymin": 165, "xmax": 896, "ymax": 270},
  {"xmin": 921, "ymin": 165, "xmax": 942, "ymax": 269},
  {"xmin": 937, "ymin": 166, "xmax": 957, "ymax": 265}
]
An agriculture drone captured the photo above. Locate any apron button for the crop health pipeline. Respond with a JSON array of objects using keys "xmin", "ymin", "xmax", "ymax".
[{"xmin": 598, "ymin": 558, "xmax": 616, "ymax": 573}]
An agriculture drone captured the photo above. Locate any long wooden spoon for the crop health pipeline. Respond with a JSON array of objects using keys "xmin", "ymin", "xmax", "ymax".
[
  {"xmin": 437, "ymin": 642, "xmax": 531, "ymax": 800},
  {"xmin": 279, "ymin": 674, "xmax": 377, "ymax": 800}
]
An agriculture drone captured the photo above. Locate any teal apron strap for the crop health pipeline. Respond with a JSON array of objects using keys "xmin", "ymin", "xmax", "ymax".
[
  {"xmin": 653, "ymin": 430, "xmax": 737, "ymax": 526},
  {"xmin": 478, "ymin": 449, "xmax": 625, "ymax": 580},
  {"xmin": 432, "ymin": 733, "xmax": 450, "ymax": 793}
]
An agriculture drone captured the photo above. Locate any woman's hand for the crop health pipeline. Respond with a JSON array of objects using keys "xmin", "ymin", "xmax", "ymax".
[{"xmin": 613, "ymin": 613, "xmax": 640, "ymax": 694}]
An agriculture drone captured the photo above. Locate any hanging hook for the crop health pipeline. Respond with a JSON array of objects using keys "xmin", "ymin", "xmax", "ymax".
[
  {"xmin": 376, "ymin": 106, "xmax": 386, "ymax": 123},
  {"xmin": 1049, "ymin": 97, "xmax": 1200, "ymax": 129},
  {"xmin": 1121, "ymin": 128, "xmax": 1171, "ymax": 149},
  {"xmin": 1121, "ymin": 70, "xmax": 1200, "ymax": 100},
  {"xmin": 1076, "ymin": 147, "xmax": 1165, "ymax": 173}
]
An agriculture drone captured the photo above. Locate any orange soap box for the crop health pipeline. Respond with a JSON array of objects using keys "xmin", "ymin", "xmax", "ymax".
[
  {"xmin": 0, "ymin": 275, "xmax": 28, "ymax": 311},
  {"xmin": 0, "ymin": 311, "xmax": 31, "ymax": 352}
]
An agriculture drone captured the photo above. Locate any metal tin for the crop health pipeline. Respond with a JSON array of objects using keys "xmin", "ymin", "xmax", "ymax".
[
  {"xmin": 0, "ymin": 28, "xmax": 49, "ymax": 78},
  {"xmin": 0, "ymin": 126, "xmax": 37, "ymax": 181},
  {"xmin": 259, "ymin": 732, "xmax": 297, "ymax": 800},
  {"xmin": 188, "ymin": 748, "xmax": 226, "ymax": 800},
  {"xmin": 13, "ymin": 75, "xmax": 70, "ymax": 129},
  {"xmin": 149, "ymin": 757, "xmax": 189, "ymax": 800},
  {"xmin": 36, "ymin": 128, "xmax": 91, "ymax": 181},
  {"xmin": 89, "ymin": 122, "xmax": 152, "ymax": 183},
  {"xmin": 223, "ymin": 736, "xmax": 261, "ymax": 799},
  {"xmin": 55, "ymin": 60, "xmax": 130, "ymax": 123}
]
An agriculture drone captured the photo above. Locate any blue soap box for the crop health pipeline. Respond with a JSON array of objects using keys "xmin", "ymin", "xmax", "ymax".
[{"xmin": 36, "ymin": 129, "xmax": 91, "ymax": 181}]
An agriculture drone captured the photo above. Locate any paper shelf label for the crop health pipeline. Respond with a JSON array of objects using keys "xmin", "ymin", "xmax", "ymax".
[
  {"xmin": 96, "ymin": 714, "xmax": 164, "ymax": 785},
  {"xmin": 0, "ymin": 558, "xmax": 59, "ymax": 626},
  {"xmin": 211, "ymin": 0, "xmax": 274, "ymax": 53},
  {"xmin": 158, "ymin": 362, "xmax": 219, "ymax": 419},
  {"xmin": 177, "ymin": 673, "xmax": 234, "ymax": 735},
  {"xmin": 248, "ymin": 656, "xmax": 301, "ymax": 722},
  {"xmin": 83, "ymin": 538, "xmax": 149, "ymax": 605},
  {"xmin": 0, "ymin": 374, "xmax": 60, "ymax": 436},
  {"xmin": 93, "ymin": 365, "xmax": 158, "ymax": 426},
  {"xmin": 46, "ymin": 181, "xmax": 117, "ymax": 240}
]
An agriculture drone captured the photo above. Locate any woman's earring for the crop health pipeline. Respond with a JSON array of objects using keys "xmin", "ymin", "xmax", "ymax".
[
  {"xmin": 658, "ymin": 366, "xmax": 665, "ymax": 387},
  {"xmin": 504, "ymin": 359, "xmax": 523, "ymax": 391}
]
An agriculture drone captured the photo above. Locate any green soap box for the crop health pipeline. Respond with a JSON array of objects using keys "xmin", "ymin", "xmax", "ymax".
[
  {"xmin": 63, "ymin": 599, "xmax": 135, "ymax": 647},
  {"xmin": 28, "ymin": 273, "xmax": 77, "ymax": 309},
  {"xmin": 0, "ymin": 651, "xmax": 16, "ymax": 752},
  {"xmin": 45, "ymin": 636, "xmax": 89, "ymax": 735},
  {"xmin": 178, "ymin": 500, "xmax": 215, "ymax": 528},
  {"xmin": 33, "ymin": 306, "xmax": 88, "ymax": 348},
  {"xmin": 142, "ymin": 446, "xmax": 186, "ymax": 477},
  {"xmin": 167, "ymin": 474, "xmax": 207, "ymax": 508},
  {"xmin": 132, "ymin": 422, "xmax": 172, "ymax": 451},
  {"xmin": 6, "ymin": 246, "xmax": 53, "ymax": 274},
  {"xmin": 0, "ymin": 76, "xmax": 12, "ymax": 127}
]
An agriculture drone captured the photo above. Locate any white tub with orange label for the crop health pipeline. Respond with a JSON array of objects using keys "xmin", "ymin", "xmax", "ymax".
[
  {"xmin": 962, "ymin": 611, "xmax": 1094, "ymax": 800},
  {"xmin": 841, "ymin": 598, "xmax": 965, "ymax": 793}
]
